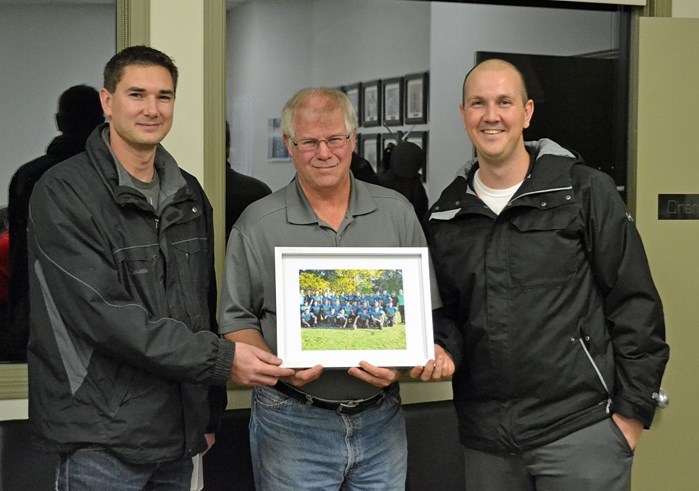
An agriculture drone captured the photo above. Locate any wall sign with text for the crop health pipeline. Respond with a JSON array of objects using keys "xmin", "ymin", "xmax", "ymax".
[{"xmin": 658, "ymin": 194, "xmax": 699, "ymax": 220}]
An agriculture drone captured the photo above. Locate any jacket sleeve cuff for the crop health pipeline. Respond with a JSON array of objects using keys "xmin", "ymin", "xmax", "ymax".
[
  {"xmin": 611, "ymin": 396, "xmax": 656, "ymax": 429},
  {"xmin": 210, "ymin": 339, "xmax": 235, "ymax": 385}
]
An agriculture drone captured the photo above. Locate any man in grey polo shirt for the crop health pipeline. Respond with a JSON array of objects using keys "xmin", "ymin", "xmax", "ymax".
[{"xmin": 218, "ymin": 88, "xmax": 454, "ymax": 490}]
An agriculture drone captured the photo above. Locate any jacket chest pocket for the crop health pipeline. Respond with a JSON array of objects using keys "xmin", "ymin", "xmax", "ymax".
[
  {"xmin": 114, "ymin": 244, "xmax": 167, "ymax": 315},
  {"xmin": 507, "ymin": 206, "xmax": 581, "ymax": 287},
  {"xmin": 169, "ymin": 238, "xmax": 209, "ymax": 329}
]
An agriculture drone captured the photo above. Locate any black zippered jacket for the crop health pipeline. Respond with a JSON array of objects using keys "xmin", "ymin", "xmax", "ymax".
[
  {"xmin": 426, "ymin": 139, "xmax": 669, "ymax": 453},
  {"xmin": 27, "ymin": 125, "xmax": 234, "ymax": 463}
]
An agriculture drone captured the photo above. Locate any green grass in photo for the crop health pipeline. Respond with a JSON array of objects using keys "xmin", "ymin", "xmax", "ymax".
[{"xmin": 301, "ymin": 324, "xmax": 407, "ymax": 351}]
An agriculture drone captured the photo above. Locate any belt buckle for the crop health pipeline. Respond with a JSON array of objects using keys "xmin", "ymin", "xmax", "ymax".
[{"xmin": 337, "ymin": 400, "xmax": 360, "ymax": 415}]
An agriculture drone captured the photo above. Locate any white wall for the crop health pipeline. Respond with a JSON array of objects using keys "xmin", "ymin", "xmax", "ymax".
[
  {"xmin": 428, "ymin": 3, "xmax": 617, "ymax": 200},
  {"xmin": 226, "ymin": 0, "xmax": 431, "ymax": 192},
  {"xmin": 227, "ymin": 0, "xmax": 314, "ymax": 187},
  {"xmin": 0, "ymin": 2, "xmax": 618, "ymax": 205},
  {"xmin": 0, "ymin": 4, "xmax": 115, "ymax": 206},
  {"xmin": 226, "ymin": 0, "xmax": 617, "ymax": 202},
  {"xmin": 310, "ymin": 0, "xmax": 431, "ymax": 86}
]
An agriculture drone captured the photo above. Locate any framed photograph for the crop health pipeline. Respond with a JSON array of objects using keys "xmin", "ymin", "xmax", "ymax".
[
  {"xmin": 382, "ymin": 77, "xmax": 403, "ymax": 126},
  {"xmin": 267, "ymin": 117, "xmax": 290, "ymax": 161},
  {"xmin": 360, "ymin": 133, "xmax": 380, "ymax": 172},
  {"xmin": 406, "ymin": 131, "xmax": 428, "ymax": 182},
  {"xmin": 404, "ymin": 72, "xmax": 429, "ymax": 124},
  {"xmin": 276, "ymin": 247, "xmax": 435, "ymax": 368},
  {"xmin": 361, "ymin": 79, "xmax": 381, "ymax": 127},
  {"xmin": 342, "ymin": 83, "xmax": 362, "ymax": 125}
]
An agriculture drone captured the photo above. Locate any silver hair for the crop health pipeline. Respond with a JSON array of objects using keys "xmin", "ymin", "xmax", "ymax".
[{"xmin": 281, "ymin": 87, "xmax": 357, "ymax": 141}]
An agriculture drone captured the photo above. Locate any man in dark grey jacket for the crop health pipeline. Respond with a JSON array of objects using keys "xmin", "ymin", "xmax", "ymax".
[
  {"xmin": 425, "ymin": 59, "xmax": 668, "ymax": 490},
  {"xmin": 27, "ymin": 46, "xmax": 293, "ymax": 491}
]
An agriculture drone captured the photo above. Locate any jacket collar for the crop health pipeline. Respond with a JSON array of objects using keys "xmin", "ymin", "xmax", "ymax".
[
  {"xmin": 86, "ymin": 124, "xmax": 190, "ymax": 211},
  {"xmin": 455, "ymin": 138, "xmax": 575, "ymax": 182},
  {"xmin": 430, "ymin": 139, "xmax": 580, "ymax": 220}
]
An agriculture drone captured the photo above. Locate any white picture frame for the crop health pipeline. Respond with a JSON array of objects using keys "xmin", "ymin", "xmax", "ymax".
[{"xmin": 275, "ymin": 247, "xmax": 434, "ymax": 368}]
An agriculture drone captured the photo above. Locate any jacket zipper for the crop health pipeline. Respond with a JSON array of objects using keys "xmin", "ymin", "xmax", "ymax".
[
  {"xmin": 512, "ymin": 183, "xmax": 612, "ymax": 412},
  {"xmin": 578, "ymin": 338, "xmax": 612, "ymax": 414},
  {"xmin": 511, "ymin": 185, "xmax": 573, "ymax": 203}
]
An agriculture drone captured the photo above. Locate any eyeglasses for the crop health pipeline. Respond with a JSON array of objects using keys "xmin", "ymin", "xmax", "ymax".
[{"xmin": 290, "ymin": 134, "xmax": 350, "ymax": 152}]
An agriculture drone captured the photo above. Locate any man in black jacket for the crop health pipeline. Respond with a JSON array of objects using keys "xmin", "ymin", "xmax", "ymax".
[
  {"xmin": 425, "ymin": 59, "xmax": 668, "ymax": 490},
  {"xmin": 224, "ymin": 121, "xmax": 272, "ymax": 239},
  {"xmin": 27, "ymin": 46, "xmax": 293, "ymax": 491},
  {"xmin": 5, "ymin": 84, "xmax": 103, "ymax": 361}
]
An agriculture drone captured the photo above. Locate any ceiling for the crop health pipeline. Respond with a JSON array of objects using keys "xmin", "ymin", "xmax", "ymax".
[
  {"xmin": 0, "ymin": 0, "xmax": 114, "ymax": 3},
  {"xmin": 0, "ymin": 0, "xmax": 249, "ymax": 7}
]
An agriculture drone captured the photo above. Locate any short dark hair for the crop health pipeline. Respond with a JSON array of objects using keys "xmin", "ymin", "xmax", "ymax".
[
  {"xmin": 56, "ymin": 84, "xmax": 103, "ymax": 134},
  {"xmin": 103, "ymin": 45, "xmax": 178, "ymax": 93}
]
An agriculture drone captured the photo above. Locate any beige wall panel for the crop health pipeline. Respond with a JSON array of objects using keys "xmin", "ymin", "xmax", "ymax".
[
  {"xmin": 149, "ymin": 0, "xmax": 226, "ymax": 299},
  {"xmin": 672, "ymin": 0, "xmax": 699, "ymax": 18},
  {"xmin": 632, "ymin": 16, "xmax": 699, "ymax": 491},
  {"xmin": 150, "ymin": 0, "xmax": 206, "ymax": 183}
]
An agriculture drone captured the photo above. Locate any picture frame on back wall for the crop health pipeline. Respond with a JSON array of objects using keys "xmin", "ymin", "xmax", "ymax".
[
  {"xmin": 380, "ymin": 133, "xmax": 398, "ymax": 175},
  {"xmin": 404, "ymin": 72, "xmax": 429, "ymax": 125},
  {"xmin": 382, "ymin": 77, "xmax": 403, "ymax": 126},
  {"xmin": 360, "ymin": 133, "xmax": 380, "ymax": 173},
  {"xmin": 361, "ymin": 80, "xmax": 381, "ymax": 127},
  {"xmin": 342, "ymin": 83, "xmax": 362, "ymax": 126},
  {"xmin": 267, "ymin": 117, "xmax": 290, "ymax": 161},
  {"xmin": 405, "ymin": 130, "xmax": 428, "ymax": 183}
]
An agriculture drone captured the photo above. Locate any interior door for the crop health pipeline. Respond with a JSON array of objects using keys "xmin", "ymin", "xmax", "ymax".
[{"xmin": 631, "ymin": 16, "xmax": 699, "ymax": 491}]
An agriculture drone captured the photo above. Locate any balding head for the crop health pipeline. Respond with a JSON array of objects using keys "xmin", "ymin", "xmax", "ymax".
[
  {"xmin": 462, "ymin": 59, "xmax": 529, "ymax": 106},
  {"xmin": 458, "ymin": 58, "xmax": 534, "ymax": 172}
]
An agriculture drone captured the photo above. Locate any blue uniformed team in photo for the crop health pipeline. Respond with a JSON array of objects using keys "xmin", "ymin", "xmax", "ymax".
[{"xmin": 299, "ymin": 289, "xmax": 405, "ymax": 330}]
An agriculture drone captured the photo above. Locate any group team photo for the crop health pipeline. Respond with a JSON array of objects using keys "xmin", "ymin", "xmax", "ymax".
[{"xmin": 298, "ymin": 269, "xmax": 407, "ymax": 351}]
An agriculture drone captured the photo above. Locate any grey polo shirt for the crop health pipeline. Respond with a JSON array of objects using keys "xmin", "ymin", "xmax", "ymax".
[{"xmin": 219, "ymin": 174, "xmax": 440, "ymax": 399}]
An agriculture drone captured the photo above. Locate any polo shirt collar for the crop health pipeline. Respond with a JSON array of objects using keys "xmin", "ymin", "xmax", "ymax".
[{"xmin": 285, "ymin": 172, "xmax": 377, "ymax": 225}]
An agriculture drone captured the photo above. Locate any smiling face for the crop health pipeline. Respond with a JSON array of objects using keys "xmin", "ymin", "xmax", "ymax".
[
  {"xmin": 285, "ymin": 93, "xmax": 356, "ymax": 198},
  {"xmin": 100, "ymin": 64, "xmax": 175, "ymax": 155},
  {"xmin": 460, "ymin": 61, "xmax": 533, "ymax": 169}
]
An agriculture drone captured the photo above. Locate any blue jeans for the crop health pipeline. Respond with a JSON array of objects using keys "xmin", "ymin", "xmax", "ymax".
[
  {"xmin": 250, "ymin": 384, "xmax": 407, "ymax": 490},
  {"xmin": 55, "ymin": 447, "xmax": 193, "ymax": 491}
]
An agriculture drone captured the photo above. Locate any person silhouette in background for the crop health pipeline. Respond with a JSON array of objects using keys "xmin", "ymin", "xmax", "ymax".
[
  {"xmin": 225, "ymin": 121, "xmax": 272, "ymax": 239},
  {"xmin": 5, "ymin": 84, "xmax": 104, "ymax": 361},
  {"xmin": 0, "ymin": 208, "xmax": 9, "ymax": 348},
  {"xmin": 378, "ymin": 139, "xmax": 429, "ymax": 221},
  {"xmin": 350, "ymin": 151, "xmax": 381, "ymax": 185}
]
